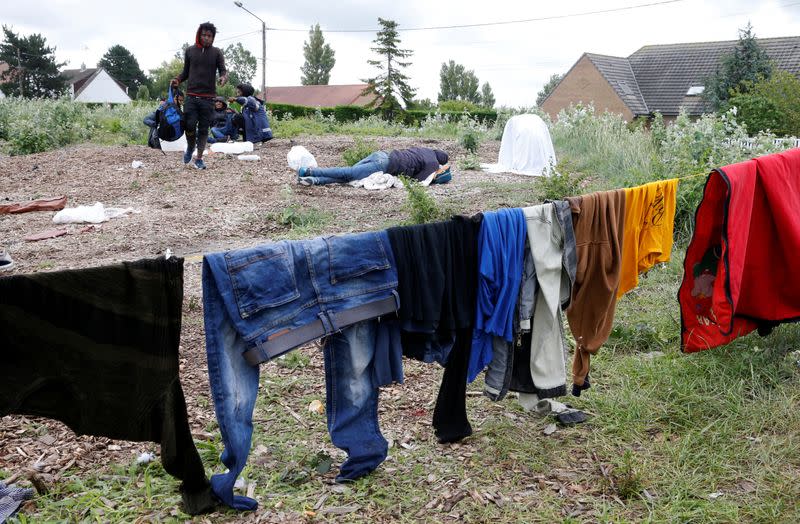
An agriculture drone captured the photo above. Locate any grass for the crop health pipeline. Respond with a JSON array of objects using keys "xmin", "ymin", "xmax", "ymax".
[
  {"xmin": 6, "ymin": 107, "xmax": 800, "ymax": 522},
  {"xmin": 14, "ymin": 247, "xmax": 800, "ymax": 522}
]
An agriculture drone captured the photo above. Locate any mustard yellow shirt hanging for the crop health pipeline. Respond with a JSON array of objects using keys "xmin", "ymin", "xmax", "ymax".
[{"xmin": 617, "ymin": 179, "xmax": 678, "ymax": 298}]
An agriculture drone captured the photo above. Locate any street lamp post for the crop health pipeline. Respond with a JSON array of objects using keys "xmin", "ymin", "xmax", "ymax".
[{"xmin": 233, "ymin": 1, "xmax": 266, "ymax": 98}]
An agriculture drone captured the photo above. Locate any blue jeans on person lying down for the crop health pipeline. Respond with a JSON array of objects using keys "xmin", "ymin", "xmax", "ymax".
[
  {"xmin": 202, "ymin": 230, "xmax": 401, "ymax": 511},
  {"xmin": 303, "ymin": 150, "xmax": 390, "ymax": 185}
]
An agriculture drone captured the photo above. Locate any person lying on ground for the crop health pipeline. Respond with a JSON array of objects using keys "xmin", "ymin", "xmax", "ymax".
[
  {"xmin": 170, "ymin": 21, "xmax": 228, "ymax": 170},
  {"xmin": 142, "ymin": 91, "xmax": 184, "ymax": 128},
  {"xmin": 296, "ymin": 147, "xmax": 449, "ymax": 186},
  {"xmin": 227, "ymin": 83, "xmax": 273, "ymax": 144},
  {"xmin": 207, "ymin": 97, "xmax": 240, "ymax": 143}
]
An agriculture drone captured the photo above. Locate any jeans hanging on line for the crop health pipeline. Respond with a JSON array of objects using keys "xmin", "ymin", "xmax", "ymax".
[
  {"xmin": 323, "ymin": 319, "xmax": 403, "ymax": 481},
  {"xmin": 203, "ymin": 231, "xmax": 400, "ymax": 511}
]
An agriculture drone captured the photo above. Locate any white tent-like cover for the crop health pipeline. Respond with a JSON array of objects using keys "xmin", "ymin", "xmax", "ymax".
[{"xmin": 482, "ymin": 114, "xmax": 557, "ymax": 177}]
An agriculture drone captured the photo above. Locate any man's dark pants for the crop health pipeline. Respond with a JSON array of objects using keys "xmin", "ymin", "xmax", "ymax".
[{"xmin": 184, "ymin": 96, "xmax": 215, "ymax": 157}]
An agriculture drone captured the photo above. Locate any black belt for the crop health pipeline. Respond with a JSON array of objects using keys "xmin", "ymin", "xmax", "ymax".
[{"xmin": 242, "ymin": 292, "xmax": 399, "ymax": 366}]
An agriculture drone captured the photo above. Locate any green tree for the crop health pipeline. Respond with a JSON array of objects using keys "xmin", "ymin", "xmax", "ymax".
[
  {"xmin": 0, "ymin": 25, "xmax": 67, "ymax": 98},
  {"xmin": 224, "ymin": 42, "xmax": 257, "ymax": 88},
  {"xmin": 98, "ymin": 44, "xmax": 148, "ymax": 98},
  {"xmin": 438, "ymin": 60, "xmax": 480, "ymax": 104},
  {"xmin": 362, "ymin": 18, "xmax": 416, "ymax": 119},
  {"xmin": 703, "ymin": 23, "xmax": 773, "ymax": 111},
  {"xmin": 136, "ymin": 84, "xmax": 151, "ymax": 100},
  {"xmin": 409, "ymin": 97, "xmax": 436, "ymax": 110},
  {"xmin": 536, "ymin": 73, "xmax": 563, "ymax": 106},
  {"xmin": 480, "ymin": 81, "xmax": 495, "ymax": 108},
  {"xmin": 148, "ymin": 57, "xmax": 184, "ymax": 98},
  {"xmin": 174, "ymin": 43, "xmax": 190, "ymax": 60},
  {"xmin": 729, "ymin": 70, "xmax": 800, "ymax": 136},
  {"xmin": 300, "ymin": 24, "xmax": 336, "ymax": 85}
]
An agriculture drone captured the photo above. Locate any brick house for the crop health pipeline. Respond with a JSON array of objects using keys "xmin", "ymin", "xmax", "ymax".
[
  {"xmin": 265, "ymin": 84, "xmax": 378, "ymax": 108},
  {"xmin": 541, "ymin": 36, "xmax": 800, "ymax": 122}
]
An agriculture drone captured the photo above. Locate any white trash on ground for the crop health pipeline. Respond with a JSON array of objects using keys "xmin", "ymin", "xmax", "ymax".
[
  {"xmin": 287, "ymin": 145, "xmax": 318, "ymax": 171},
  {"xmin": 136, "ymin": 452, "xmax": 156, "ymax": 465},
  {"xmin": 53, "ymin": 203, "xmax": 140, "ymax": 224},
  {"xmin": 211, "ymin": 142, "xmax": 254, "ymax": 154},
  {"xmin": 237, "ymin": 154, "xmax": 260, "ymax": 161},
  {"xmin": 131, "ymin": 160, "xmax": 143, "ymax": 169},
  {"xmin": 159, "ymin": 133, "xmax": 207, "ymax": 156},
  {"xmin": 349, "ymin": 172, "xmax": 403, "ymax": 190}
]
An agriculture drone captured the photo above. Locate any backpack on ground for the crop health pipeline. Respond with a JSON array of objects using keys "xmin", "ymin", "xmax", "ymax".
[{"xmin": 156, "ymin": 86, "xmax": 184, "ymax": 142}]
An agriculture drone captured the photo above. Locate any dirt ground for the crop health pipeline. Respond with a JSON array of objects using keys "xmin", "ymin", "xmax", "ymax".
[{"xmin": 2, "ymin": 137, "xmax": 572, "ymax": 521}]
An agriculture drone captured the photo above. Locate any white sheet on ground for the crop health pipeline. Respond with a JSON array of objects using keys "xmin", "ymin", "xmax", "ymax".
[
  {"xmin": 481, "ymin": 114, "xmax": 556, "ymax": 177},
  {"xmin": 348, "ymin": 172, "xmax": 404, "ymax": 190}
]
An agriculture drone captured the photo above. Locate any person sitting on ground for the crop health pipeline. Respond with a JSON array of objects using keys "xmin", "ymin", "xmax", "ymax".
[
  {"xmin": 143, "ymin": 90, "xmax": 184, "ymax": 128},
  {"xmin": 207, "ymin": 96, "xmax": 240, "ymax": 143},
  {"xmin": 228, "ymin": 83, "xmax": 273, "ymax": 144},
  {"xmin": 297, "ymin": 147, "xmax": 449, "ymax": 186}
]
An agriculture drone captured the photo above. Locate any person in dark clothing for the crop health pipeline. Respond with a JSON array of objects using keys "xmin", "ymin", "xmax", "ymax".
[
  {"xmin": 143, "ymin": 91, "xmax": 184, "ymax": 128},
  {"xmin": 297, "ymin": 147, "xmax": 449, "ymax": 186},
  {"xmin": 228, "ymin": 83, "xmax": 273, "ymax": 144},
  {"xmin": 207, "ymin": 97, "xmax": 240, "ymax": 143},
  {"xmin": 171, "ymin": 22, "xmax": 228, "ymax": 170}
]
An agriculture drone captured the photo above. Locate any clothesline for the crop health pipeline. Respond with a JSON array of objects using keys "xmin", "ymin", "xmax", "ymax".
[{"xmin": 179, "ymin": 174, "xmax": 705, "ymax": 264}]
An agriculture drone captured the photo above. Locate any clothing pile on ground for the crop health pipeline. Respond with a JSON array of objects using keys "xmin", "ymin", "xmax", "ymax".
[{"xmin": 3, "ymin": 148, "xmax": 798, "ymax": 514}]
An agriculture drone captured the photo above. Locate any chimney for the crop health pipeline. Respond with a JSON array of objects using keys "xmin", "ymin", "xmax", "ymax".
[{"xmin": 80, "ymin": 62, "xmax": 86, "ymax": 72}]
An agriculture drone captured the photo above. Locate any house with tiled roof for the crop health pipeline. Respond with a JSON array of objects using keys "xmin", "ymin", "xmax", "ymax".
[
  {"xmin": 541, "ymin": 36, "xmax": 800, "ymax": 122},
  {"xmin": 62, "ymin": 65, "xmax": 131, "ymax": 104},
  {"xmin": 265, "ymin": 84, "xmax": 378, "ymax": 108}
]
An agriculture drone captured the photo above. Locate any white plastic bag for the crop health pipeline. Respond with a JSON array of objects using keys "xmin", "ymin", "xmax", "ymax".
[
  {"xmin": 287, "ymin": 145, "xmax": 318, "ymax": 171},
  {"xmin": 53, "ymin": 202, "xmax": 107, "ymax": 224},
  {"xmin": 53, "ymin": 203, "xmax": 140, "ymax": 224}
]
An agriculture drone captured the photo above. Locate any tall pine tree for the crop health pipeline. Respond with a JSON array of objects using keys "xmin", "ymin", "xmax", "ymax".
[
  {"xmin": 300, "ymin": 24, "xmax": 335, "ymax": 85},
  {"xmin": 703, "ymin": 23, "xmax": 773, "ymax": 111},
  {"xmin": 0, "ymin": 25, "xmax": 67, "ymax": 98},
  {"xmin": 362, "ymin": 18, "xmax": 415, "ymax": 119},
  {"xmin": 98, "ymin": 44, "xmax": 148, "ymax": 98},
  {"xmin": 480, "ymin": 82, "xmax": 495, "ymax": 108}
]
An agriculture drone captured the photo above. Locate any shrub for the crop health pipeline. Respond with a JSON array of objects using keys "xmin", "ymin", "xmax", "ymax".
[
  {"xmin": 400, "ymin": 176, "xmax": 442, "ymax": 224},
  {"xmin": 136, "ymin": 85, "xmax": 151, "ymax": 101},
  {"xmin": 728, "ymin": 70, "xmax": 800, "ymax": 136},
  {"xmin": 552, "ymin": 103, "xmax": 656, "ymax": 189},
  {"xmin": 537, "ymin": 159, "xmax": 589, "ymax": 201},
  {"xmin": 438, "ymin": 99, "xmax": 481, "ymax": 112},
  {"xmin": 334, "ymin": 105, "xmax": 371, "ymax": 122},
  {"xmin": 459, "ymin": 128, "xmax": 481, "ymax": 153},
  {"xmin": 341, "ymin": 138, "xmax": 378, "ymax": 166},
  {"xmin": 459, "ymin": 153, "xmax": 481, "ymax": 170}
]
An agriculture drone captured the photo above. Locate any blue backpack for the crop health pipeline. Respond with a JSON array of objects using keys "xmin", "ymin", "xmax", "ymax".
[{"xmin": 156, "ymin": 86, "xmax": 184, "ymax": 142}]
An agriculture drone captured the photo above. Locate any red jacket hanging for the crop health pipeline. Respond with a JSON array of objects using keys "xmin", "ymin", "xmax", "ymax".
[{"xmin": 679, "ymin": 147, "xmax": 800, "ymax": 352}]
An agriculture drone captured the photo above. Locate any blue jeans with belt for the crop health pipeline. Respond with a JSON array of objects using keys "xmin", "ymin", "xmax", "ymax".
[
  {"xmin": 303, "ymin": 151, "xmax": 390, "ymax": 185},
  {"xmin": 203, "ymin": 231, "xmax": 400, "ymax": 510}
]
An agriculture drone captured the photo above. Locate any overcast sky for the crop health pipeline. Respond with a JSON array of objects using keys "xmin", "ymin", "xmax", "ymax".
[{"xmin": 4, "ymin": 0, "xmax": 800, "ymax": 106}]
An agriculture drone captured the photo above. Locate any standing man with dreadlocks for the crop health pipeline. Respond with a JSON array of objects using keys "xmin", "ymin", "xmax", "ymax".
[{"xmin": 171, "ymin": 22, "xmax": 228, "ymax": 170}]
